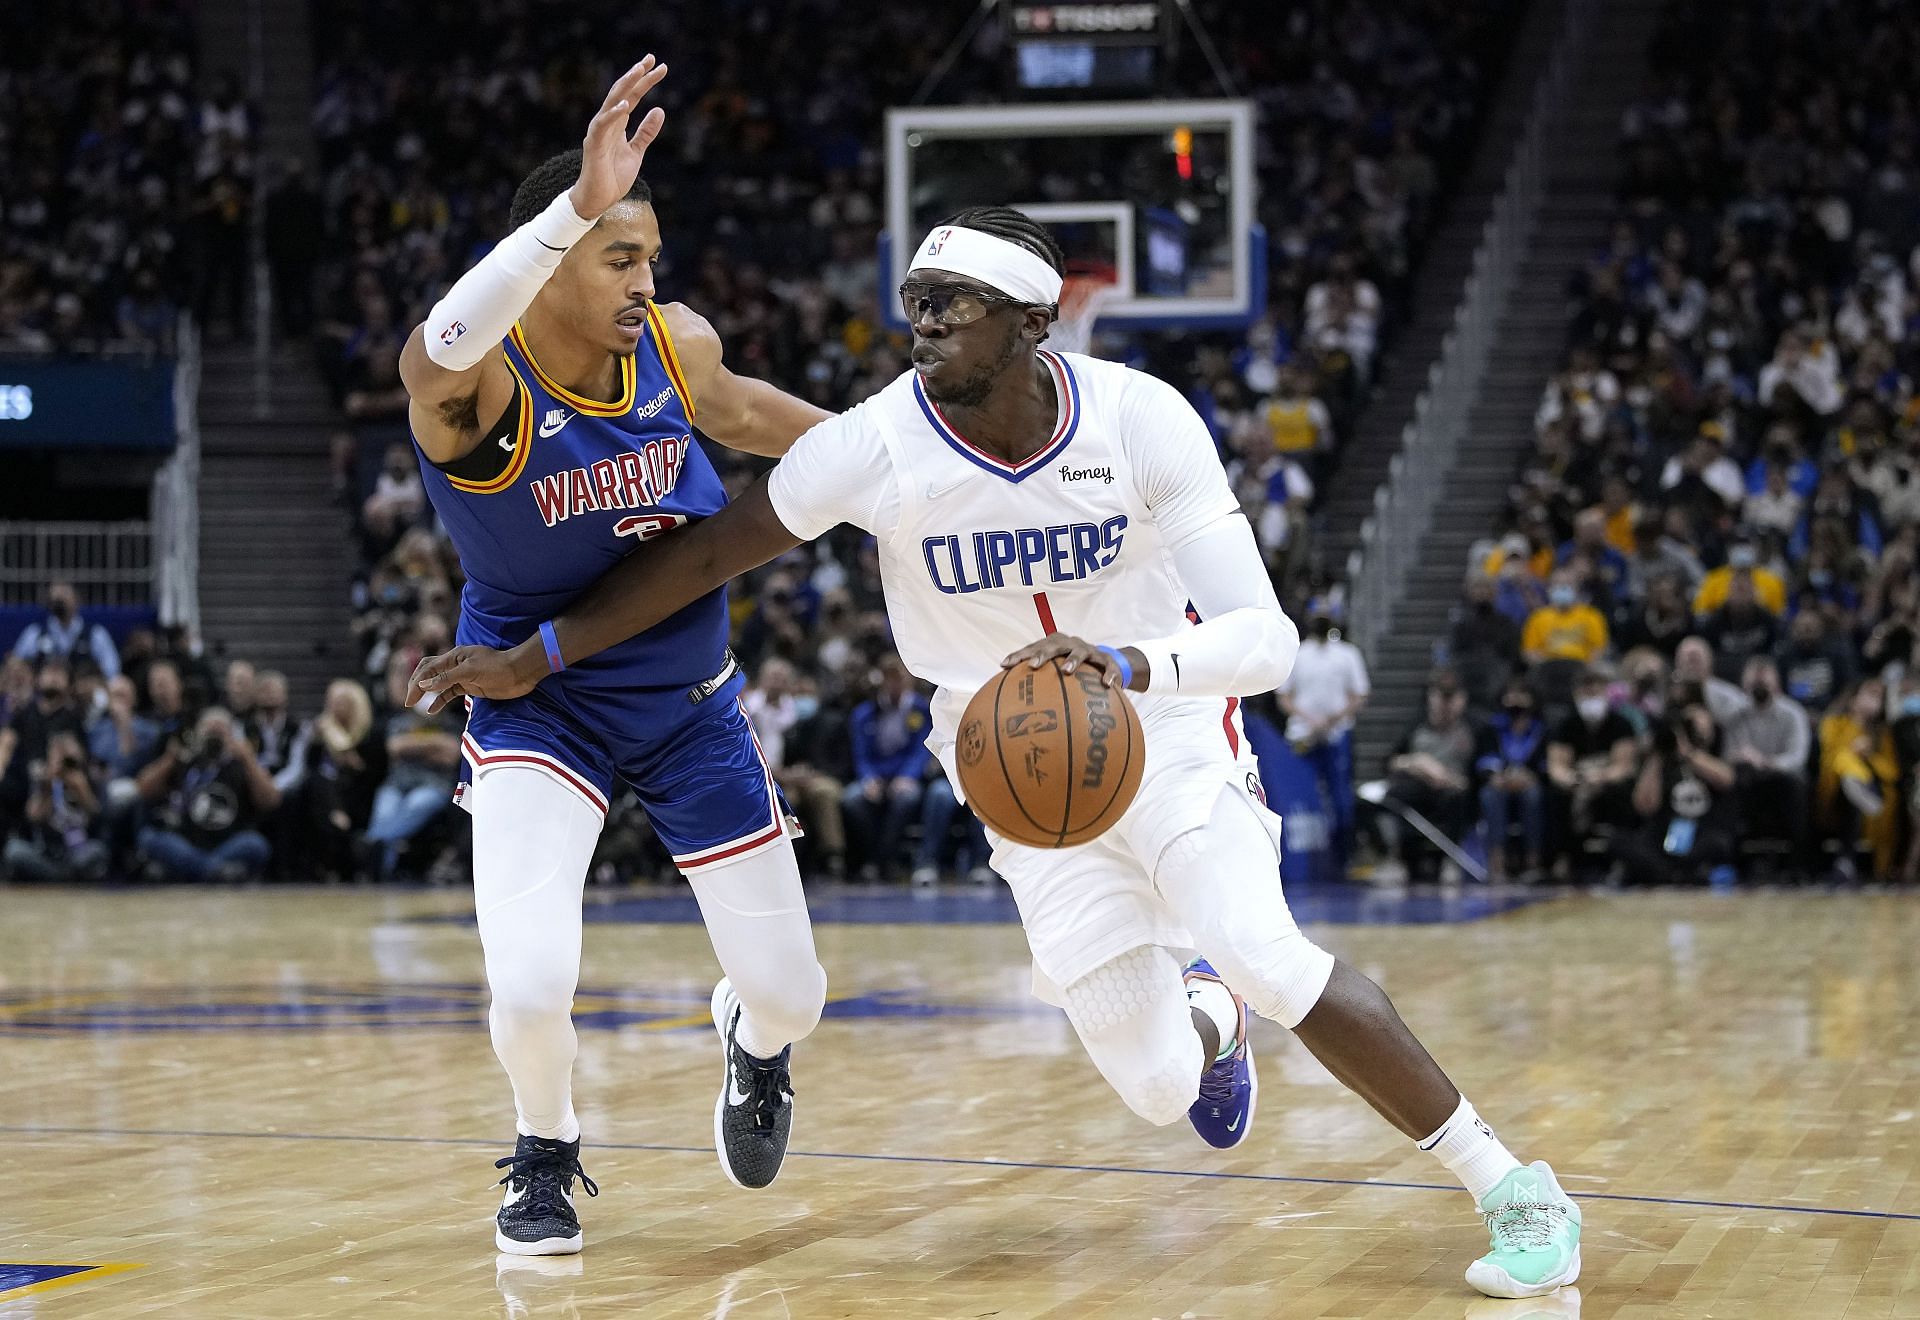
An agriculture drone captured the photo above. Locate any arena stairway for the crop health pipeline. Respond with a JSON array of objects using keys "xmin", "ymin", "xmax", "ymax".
[
  {"xmin": 1350, "ymin": 0, "xmax": 1667, "ymax": 779},
  {"xmin": 1315, "ymin": 0, "xmax": 1568, "ymax": 584},
  {"xmin": 194, "ymin": 346, "xmax": 355, "ymax": 711},
  {"xmin": 193, "ymin": 0, "xmax": 349, "ymax": 711}
]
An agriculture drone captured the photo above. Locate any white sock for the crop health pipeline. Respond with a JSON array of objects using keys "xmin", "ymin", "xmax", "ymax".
[
  {"xmin": 732, "ymin": 1009, "xmax": 789, "ymax": 1063},
  {"xmin": 517, "ymin": 1111, "xmax": 581, "ymax": 1145},
  {"xmin": 1185, "ymin": 976, "xmax": 1240, "ymax": 1061},
  {"xmin": 1417, "ymin": 1096, "xmax": 1521, "ymax": 1203}
]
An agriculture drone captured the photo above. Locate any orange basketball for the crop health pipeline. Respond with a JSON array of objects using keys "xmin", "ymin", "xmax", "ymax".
[{"xmin": 955, "ymin": 658, "xmax": 1145, "ymax": 848}]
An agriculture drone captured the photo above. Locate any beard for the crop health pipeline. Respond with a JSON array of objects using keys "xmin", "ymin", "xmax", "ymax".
[{"xmin": 922, "ymin": 321, "xmax": 1024, "ymax": 408}]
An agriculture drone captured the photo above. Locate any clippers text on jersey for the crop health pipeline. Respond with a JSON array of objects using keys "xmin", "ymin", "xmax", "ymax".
[{"xmin": 922, "ymin": 515, "xmax": 1128, "ymax": 595}]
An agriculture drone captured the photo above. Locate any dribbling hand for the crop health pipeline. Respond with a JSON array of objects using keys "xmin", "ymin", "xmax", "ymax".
[
  {"xmin": 569, "ymin": 56, "xmax": 671, "ymax": 221},
  {"xmin": 1000, "ymin": 633, "xmax": 1143, "ymax": 691}
]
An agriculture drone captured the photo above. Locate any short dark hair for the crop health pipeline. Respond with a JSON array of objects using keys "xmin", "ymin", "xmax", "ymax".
[
  {"xmin": 510, "ymin": 149, "xmax": 651, "ymax": 228},
  {"xmin": 938, "ymin": 206, "xmax": 1067, "ymax": 281}
]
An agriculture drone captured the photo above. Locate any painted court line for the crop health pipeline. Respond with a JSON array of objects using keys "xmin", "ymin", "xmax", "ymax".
[{"xmin": 7, "ymin": 1123, "xmax": 1917, "ymax": 1225}]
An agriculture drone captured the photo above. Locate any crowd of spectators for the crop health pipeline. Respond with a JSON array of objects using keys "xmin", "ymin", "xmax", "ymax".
[
  {"xmin": 302, "ymin": 0, "xmax": 1516, "ymax": 882},
  {"xmin": 1414, "ymin": 0, "xmax": 1920, "ymax": 885},
  {"xmin": 0, "ymin": 1, "xmax": 254, "ymax": 355},
  {"xmin": 0, "ymin": 582, "xmax": 406, "ymax": 884}
]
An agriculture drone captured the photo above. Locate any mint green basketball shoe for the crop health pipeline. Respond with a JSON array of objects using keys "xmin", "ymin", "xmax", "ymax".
[{"xmin": 1465, "ymin": 1161, "xmax": 1581, "ymax": 1298}]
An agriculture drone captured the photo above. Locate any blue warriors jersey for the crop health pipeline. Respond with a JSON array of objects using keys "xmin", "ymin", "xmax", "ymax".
[
  {"xmin": 415, "ymin": 310, "xmax": 790, "ymax": 871},
  {"xmin": 417, "ymin": 308, "xmax": 731, "ymax": 702}
]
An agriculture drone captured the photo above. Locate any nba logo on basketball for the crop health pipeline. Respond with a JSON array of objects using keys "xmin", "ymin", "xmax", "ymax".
[{"xmin": 924, "ymin": 228, "xmax": 952, "ymax": 257}]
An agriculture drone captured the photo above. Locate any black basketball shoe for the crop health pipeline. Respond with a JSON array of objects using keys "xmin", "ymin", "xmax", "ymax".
[
  {"xmin": 493, "ymin": 1134, "xmax": 598, "ymax": 1255},
  {"xmin": 710, "ymin": 977, "xmax": 796, "ymax": 1189}
]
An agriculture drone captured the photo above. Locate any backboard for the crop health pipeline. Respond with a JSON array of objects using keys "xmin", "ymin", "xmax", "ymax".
[{"xmin": 882, "ymin": 99, "xmax": 1262, "ymax": 333}]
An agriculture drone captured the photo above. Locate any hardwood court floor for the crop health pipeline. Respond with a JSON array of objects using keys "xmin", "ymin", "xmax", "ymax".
[{"xmin": 0, "ymin": 884, "xmax": 1916, "ymax": 1319}]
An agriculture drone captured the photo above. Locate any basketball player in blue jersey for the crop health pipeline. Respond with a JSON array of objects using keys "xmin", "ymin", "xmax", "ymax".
[
  {"xmin": 413, "ymin": 205, "xmax": 1585, "ymax": 1299},
  {"xmin": 394, "ymin": 57, "xmax": 832, "ymax": 1256}
]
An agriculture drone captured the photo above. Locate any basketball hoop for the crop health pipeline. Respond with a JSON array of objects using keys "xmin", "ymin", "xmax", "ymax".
[{"xmin": 1050, "ymin": 260, "xmax": 1119, "ymax": 357}]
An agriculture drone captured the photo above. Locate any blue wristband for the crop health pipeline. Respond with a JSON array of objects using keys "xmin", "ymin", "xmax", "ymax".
[
  {"xmin": 1096, "ymin": 645, "xmax": 1134, "ymax": 689},
  {"xmin": 538, "ymin": 620, "xmax": 566, "ymax": 674}
]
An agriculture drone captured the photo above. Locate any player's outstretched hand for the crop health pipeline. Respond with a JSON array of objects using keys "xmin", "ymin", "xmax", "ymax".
[
  {"xmin": 406, "ymin": 644, "xmax": 544, "ymax": 714},
  {"xmin": 1000, "ymin": 633, "xmax": 1139, "ymax": 691},
  {"xmin": 570, "ymin": 55, "xmax": 670, "ymax": 221}
]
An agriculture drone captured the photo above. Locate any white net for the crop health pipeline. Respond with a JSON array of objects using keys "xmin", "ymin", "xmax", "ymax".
[{"xmin": 1049, "ymin": 273, "xmax": 1118, "ymax": 358}]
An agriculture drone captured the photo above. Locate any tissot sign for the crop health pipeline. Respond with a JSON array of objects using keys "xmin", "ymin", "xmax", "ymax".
[{"xmin": 1010, "ymin": 2, "xmax": 1162, "ymax": 38}]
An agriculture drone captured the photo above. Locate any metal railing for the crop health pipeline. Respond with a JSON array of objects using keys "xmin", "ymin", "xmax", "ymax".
[
  {"xmin": 1344, "ymin": 0, "xmax": 1596, "ymax": 653},
  {"xmin": 151, "ymin": 314, "xmax": 202, "ymax": 633},
  {"xmin": 0, "ymin": 315, "xmax": 195, "ymax": 621},
  {"xmin": 0, "ymin": 522, "xmax": 155, "ymax": 607}
]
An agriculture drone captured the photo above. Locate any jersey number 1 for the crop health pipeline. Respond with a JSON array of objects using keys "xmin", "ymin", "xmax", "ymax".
[{"xmin": 1032, "ymin": 591, "xmax": 1059, "ymax": 636}]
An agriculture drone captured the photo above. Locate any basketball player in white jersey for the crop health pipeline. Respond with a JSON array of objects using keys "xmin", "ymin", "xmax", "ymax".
[{"xmin": 410, "ymin": 208, "xmax": 1582, "ymax": 1299}]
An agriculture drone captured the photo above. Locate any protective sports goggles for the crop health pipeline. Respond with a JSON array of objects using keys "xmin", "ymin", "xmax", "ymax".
[{"xmin": 898, "ymin": 281, "xmax": 1039, "ymax": 327}]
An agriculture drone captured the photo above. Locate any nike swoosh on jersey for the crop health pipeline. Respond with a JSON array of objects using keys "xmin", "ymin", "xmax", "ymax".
[
  {"xmin": 537, "ymin": 411, "xmax": 575, "ymax": 438},
  {"xmin": 924, "ymin": 475, "xmax": 970, "ymax": 500}
]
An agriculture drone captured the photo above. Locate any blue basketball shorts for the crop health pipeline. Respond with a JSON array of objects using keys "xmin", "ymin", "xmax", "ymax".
[{"xmin": 457, "ymin": 659, "xmax": 794, "ymax": 873}]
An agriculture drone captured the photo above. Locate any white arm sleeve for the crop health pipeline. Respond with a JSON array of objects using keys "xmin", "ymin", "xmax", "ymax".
[
  {"xmin": 1126, "ymin": 515, "xmax": 1301, "ymax": 697},
  {"xmin": 1113, "ymin": 367, "xmax": 1299, "ymax": 696},
  {"xmin": 764, "ymin": 407, "xmax": 900, "ymax": 540},
  {"xmin": 422, "ymin": 193, "xmax": 597, "ymax": 370}
]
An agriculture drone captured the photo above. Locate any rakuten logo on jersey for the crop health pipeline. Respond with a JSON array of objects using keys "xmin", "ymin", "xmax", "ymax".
[{"xmin": 922, "ymin": 516, "xmax": 1128, "ymax": 594}]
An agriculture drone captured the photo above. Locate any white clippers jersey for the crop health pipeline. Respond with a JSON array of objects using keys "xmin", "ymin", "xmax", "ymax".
[{"xmin": 766, "ymin": 350, "xmax": 1242, "ymax": 755}]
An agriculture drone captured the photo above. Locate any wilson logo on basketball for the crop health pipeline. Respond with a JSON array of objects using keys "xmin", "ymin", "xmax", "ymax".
[
  {"xmin": 1075, "ymin": 671, "xmax": 1117, "ymax": 790},
  {"xmin": 1003, "ymin": 709, "xmax": 1060, "ymax": 738}
]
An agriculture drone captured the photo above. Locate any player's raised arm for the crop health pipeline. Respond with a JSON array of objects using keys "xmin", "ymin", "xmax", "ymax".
[
  {"xmin": 658, "ymin": 302, "xmax": 831, "ymax": 457},
  {"xmin": 396, "ymin": 56, "xmax": 670, "ymax": 463},
  {"xmin": 408, "ymin": 480, "xmax": 806, "ymax": 709}
]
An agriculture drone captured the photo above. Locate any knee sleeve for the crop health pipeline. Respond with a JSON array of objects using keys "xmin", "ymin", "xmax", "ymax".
[
  {"xmin": 467, "ymin": 765, "xmax": 601, "ymax": 1139},
  {"xmin": 470, "ymin": 766, "xmax": 599, "ymax": 1018},
  {"xmin": 1156, "ymin": 789, "xmax": 1336, "ymax": 1030},
  {"xmin": 1063, "ymin": 945, "xmax": 1201, "ymax": 1127},
  {"xmin": 690, "ymin": 839, "xmax": 826, "ymax": 1050}
]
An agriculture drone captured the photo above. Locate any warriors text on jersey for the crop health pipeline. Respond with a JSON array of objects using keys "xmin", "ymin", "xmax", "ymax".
[{"xmin": 416, "ymin": 310, "xmax": 730, "ymax": 700}]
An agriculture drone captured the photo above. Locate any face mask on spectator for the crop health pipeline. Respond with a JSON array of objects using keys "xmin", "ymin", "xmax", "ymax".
[
  {"xmin": 1549, "ymin": 585, "xmax": 1577, "ymax": 607},
  {"xmin": 1747, "ymin": 682, "xmax": 1773, "ymax": 704},
  {"xmin": 791, "ymin": 695, "xmax": 820, "ymax": 721},
  {"xmin": 1577, "ymin": 696, "xmax": 1608, "ymax": 723},
  {"xmin": 1810, "ymin": 570, "xmax": 1833, "ymax": 588},
  {"xmin": 1901, "ymin": 694, "xmax": 1920, "ymax": 719},
  {"xmin": 1729, "ymin": 545, "xmax": 1757, "ymax": 569}
]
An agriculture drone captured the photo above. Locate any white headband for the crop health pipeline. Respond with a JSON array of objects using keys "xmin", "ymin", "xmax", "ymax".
[{"xmin": 911, "ymin": 225, "xmax": 1064, "ymax": 306}]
